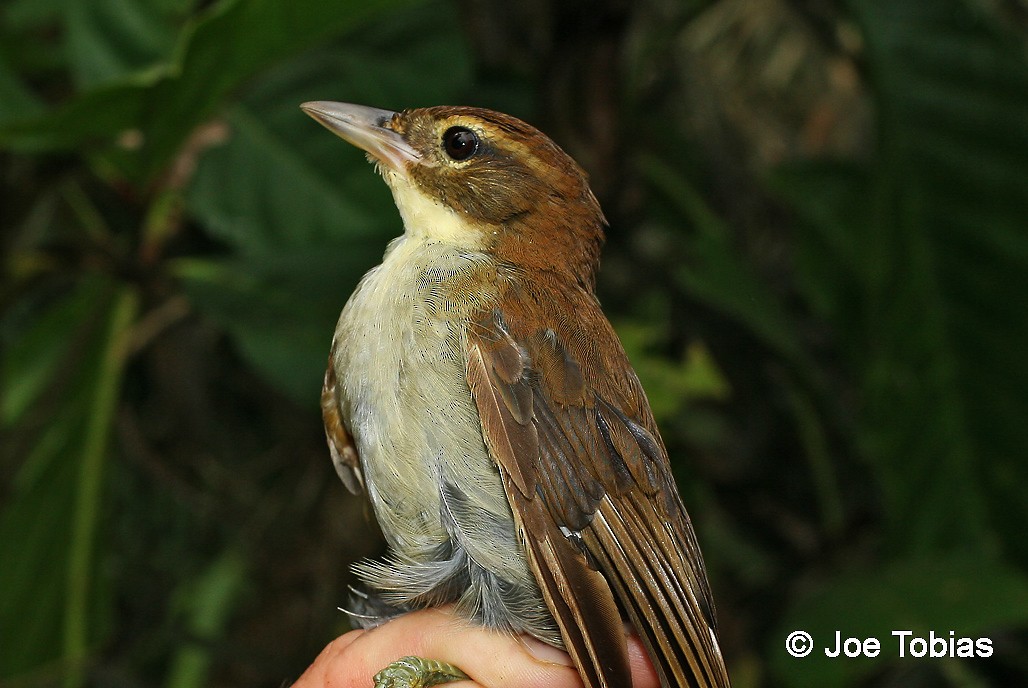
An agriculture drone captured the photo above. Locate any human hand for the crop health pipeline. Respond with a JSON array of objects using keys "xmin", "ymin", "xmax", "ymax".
[{"xmin": 291, "ymin": 606, "xmax": 660, "ymax": 688}]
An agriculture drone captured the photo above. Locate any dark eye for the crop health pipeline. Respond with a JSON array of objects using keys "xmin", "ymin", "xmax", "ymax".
[{"xmin": 442, "ymin": 126, "xmax": 479, "ymax": 161}]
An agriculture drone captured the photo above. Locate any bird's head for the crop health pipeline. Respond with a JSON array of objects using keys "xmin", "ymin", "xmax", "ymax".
[{"xmin": 301, "ymin": 101, "xmax": 605, "ymax": 286}]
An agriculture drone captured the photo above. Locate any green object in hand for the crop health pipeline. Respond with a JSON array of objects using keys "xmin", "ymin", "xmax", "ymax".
[{"xmin": 373, "ymin": 656, "xmax": 469, "ymax": 688}]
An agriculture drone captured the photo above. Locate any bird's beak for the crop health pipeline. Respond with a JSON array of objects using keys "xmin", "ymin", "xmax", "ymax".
[{"xmin": 300, "ymin": 101, "xmax": 420, "ymax": 173}]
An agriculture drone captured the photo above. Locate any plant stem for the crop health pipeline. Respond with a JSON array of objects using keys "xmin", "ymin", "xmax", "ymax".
[{"xmin": 63, "ymin": 287, "xmax": 139, "ymax": 688}]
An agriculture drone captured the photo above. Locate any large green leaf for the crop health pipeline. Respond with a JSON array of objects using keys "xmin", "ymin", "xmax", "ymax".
[
  {"xmin": 0, "ymin": 0, "xmax": 422, "ymax": 176},
  {"xmin": 133, "ymin": 0, "xmax": 427, "ymax": 177}
]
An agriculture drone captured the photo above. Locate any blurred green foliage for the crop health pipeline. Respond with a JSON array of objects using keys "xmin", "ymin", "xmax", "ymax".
[{"xmin": 1, "ymin": 0, "xmax": 1026, "ymax": 686}]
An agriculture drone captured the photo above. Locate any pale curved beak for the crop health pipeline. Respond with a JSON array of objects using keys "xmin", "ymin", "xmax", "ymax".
[{"xmin": 300, "ymin": 101, "xmax": 420, "ymax": 172}]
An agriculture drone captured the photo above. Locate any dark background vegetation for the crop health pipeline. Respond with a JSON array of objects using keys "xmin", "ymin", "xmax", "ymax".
[{"xmin": 2, "ymin": 0, "xmax": 1027, "ymax": 686}]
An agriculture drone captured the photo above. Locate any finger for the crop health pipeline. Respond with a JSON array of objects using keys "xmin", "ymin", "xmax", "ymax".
[
  {"xmin": 524, "ymin": 631, "xmax": 660, "ymax": 688},
  {"xmin": 291, "ymin": 608, "xmax": 659, "ymax": 688},
  {"xmin": 292, "ymin": 628, "xmax": 482, "ymax": 688},
  {"xmin": 290, "ymin": 629, "xmax": 370, "ymax": 688},
  {"xmin": 349, "ymin": 608, "xmax": 581, "ymax": 688},
  {"xmin": 626, "ymin": 634, "xmax": 660, "ymax": 688}
]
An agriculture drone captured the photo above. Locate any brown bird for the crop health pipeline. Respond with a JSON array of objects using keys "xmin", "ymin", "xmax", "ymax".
[{"xmin": 303, "ymin": 100, "xmax": 730, "ymax": 688}]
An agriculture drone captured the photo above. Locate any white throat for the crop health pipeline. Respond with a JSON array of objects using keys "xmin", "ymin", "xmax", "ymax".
[{"xmin": 383, "ymin": 170, "xmax": 489, "ymax": 249}]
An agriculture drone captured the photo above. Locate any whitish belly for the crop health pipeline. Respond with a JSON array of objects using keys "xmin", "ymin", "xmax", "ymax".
[{"xmin": 332, "ymin": 238, "xmax": 531, "ymax": 587}]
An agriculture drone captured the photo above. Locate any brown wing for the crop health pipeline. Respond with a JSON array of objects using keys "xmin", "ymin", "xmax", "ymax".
[
  {"xmin": 322, "ymin": 354, "xmax": 363, "ymax": 494},
  {"xmin": 465, "ymin": 288, "xmax": 730, "ymax": 688}
]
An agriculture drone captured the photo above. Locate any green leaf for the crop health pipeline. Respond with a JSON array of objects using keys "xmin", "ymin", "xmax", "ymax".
[
  {"xmin": 165, "ymin": 548, "xmax": 248, "ymax": 688},
  {"xmin": 188, "ymin": 105, "xmax": 385, "ymax": 252},
  {"xmin": 1, "ymin": 279, "xmax": 109, "ymax": 427},
  {"xmin": 0, "ymin": 80, "xmax": 151, "ymax": 151},
  {"xmin": 175, "ymin": 253, "xmax": 378, "ymax": 403},
  {"xmin": 771, "ymin": 555, "xmax": 1028, "ymax": 688},
  {"xmin": 133, "ymin": 0, "xmax": 428, "ymax": 176},
  {"xmin": 617, "ymin": 320, "xmax": 730, "ymax": 422},
  {"xmin": 0, "ymin": 0, "xmax": 424, "ymax": 175},
  {"xmin": 0, "ymin": 442, "xmax": 78, "ymax": 677},
  {"xmin": 64, "ymin": 0, "xmax": 184, "ymax": 88},
  {"xmin": 0, "ymin": 277, "xmax": 136, "ymax": 680}
]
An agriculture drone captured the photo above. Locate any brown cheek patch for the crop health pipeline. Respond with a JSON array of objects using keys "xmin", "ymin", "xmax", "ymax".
[{"xmin": 410, "ymin": 154, "xmax": 541, "ymax": 226}]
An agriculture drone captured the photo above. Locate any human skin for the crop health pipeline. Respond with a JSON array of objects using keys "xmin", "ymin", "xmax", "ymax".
[{"xmin": 291, "ymin": 606, "xmax": 661, "ymax": 688}]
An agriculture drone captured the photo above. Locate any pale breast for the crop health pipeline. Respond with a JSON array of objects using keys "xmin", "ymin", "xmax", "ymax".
[{"xmin": 331, "ymin": 237, "xmax": 546, "ymax": 629}]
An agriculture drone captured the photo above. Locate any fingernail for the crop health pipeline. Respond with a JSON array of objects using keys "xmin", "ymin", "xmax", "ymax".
[{"xmin": 521, "ymin": 635, "xmax": 574, "ymax": 667}]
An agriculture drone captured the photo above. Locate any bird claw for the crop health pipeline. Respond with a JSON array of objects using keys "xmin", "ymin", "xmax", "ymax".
[{"xmin": 372, "ymin": 656, "xmax": 469, "ymax": 688}]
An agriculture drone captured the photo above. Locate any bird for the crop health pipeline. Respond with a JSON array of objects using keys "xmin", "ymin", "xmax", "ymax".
[{"xmin": 302, "ymin": 100, "xmax": 731, "ymax": 688}]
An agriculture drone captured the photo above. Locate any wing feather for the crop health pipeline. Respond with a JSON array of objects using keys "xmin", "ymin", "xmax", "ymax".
[
  {"xmin": 519, "ymin": 506, "xmax": 631, "ymax": 688},
  {"xmin": 464, "ymin": 288, "xmax": 731, "ymax": 688},
  {"xmin": 466, "ymin": 337, "xmax": 538, "ymax": 498},
  {"xmin": 322, "ymin": 357, "xmax": 363, "ymax": 494}
]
